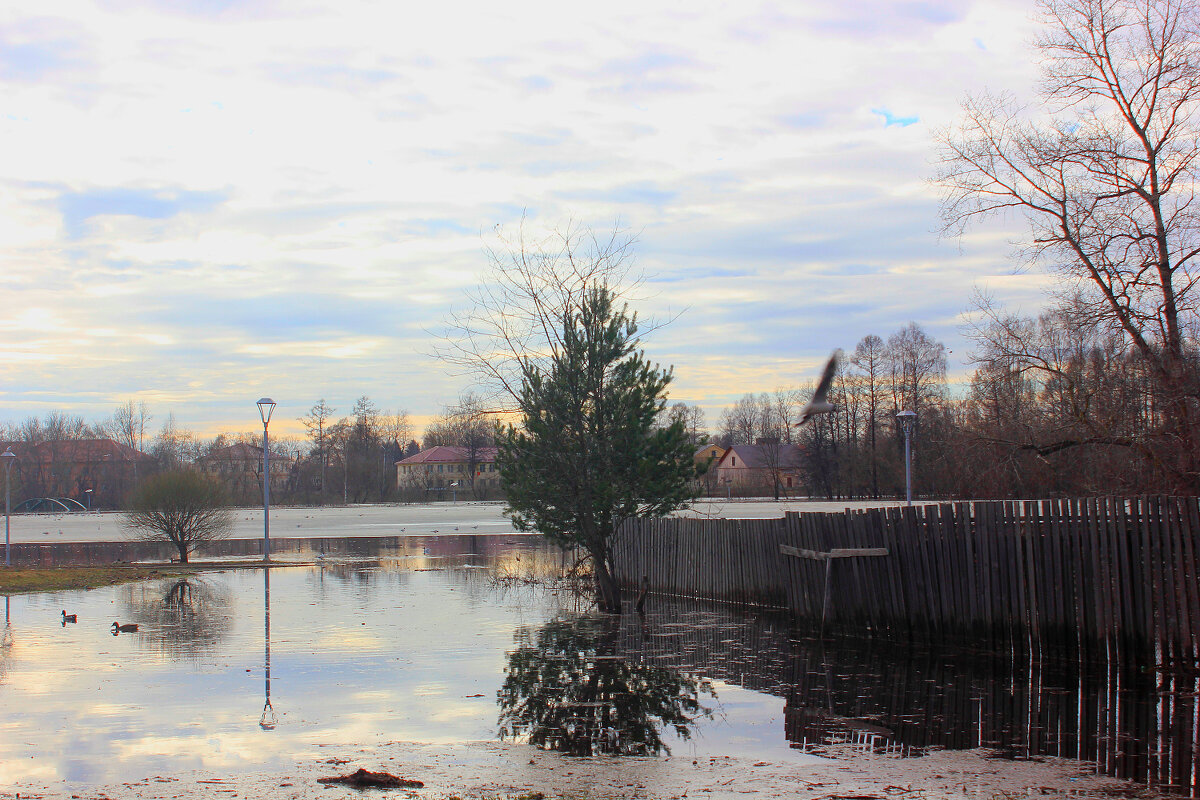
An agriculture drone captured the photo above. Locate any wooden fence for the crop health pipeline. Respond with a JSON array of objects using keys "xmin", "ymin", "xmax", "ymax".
[{"xmin": 613, "ymin": 497, "xmax": 1200, "ymax": 655}]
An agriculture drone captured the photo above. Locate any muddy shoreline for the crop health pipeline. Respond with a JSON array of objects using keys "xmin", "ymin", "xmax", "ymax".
[{"xmin": 3, "ymin": 739, "xmax": 1160, "ymax": 800}]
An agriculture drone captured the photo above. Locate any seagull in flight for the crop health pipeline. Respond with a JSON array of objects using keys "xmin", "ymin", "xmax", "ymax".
[{"xmin": 795, "ymin": 350, "xmax": 841, "ymax": 427}]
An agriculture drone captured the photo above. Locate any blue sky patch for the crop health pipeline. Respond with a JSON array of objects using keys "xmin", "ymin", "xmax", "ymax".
[
  {"xmin": 58, "ymin": 187, "xmax": 227, "ymax": 240},
  {"xmin": 871, "ymin": 108, "xmax": 919, "ymax": 127},
  {"xmin": 0, "ymin": 37, "xmax": 88, "ymax": 81}
]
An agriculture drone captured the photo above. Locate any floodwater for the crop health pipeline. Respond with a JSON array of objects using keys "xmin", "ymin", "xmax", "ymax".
[
  {"xmin": 0, "ymin": 539, "xmax": 816, "ymax": 787},
  {"xmin": 1, "ymin": 536, "xmax": 1197, "ymax": 796}
]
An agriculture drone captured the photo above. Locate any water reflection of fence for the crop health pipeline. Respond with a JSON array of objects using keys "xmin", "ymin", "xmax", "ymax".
[
  {"xmin": 615, "ymin": 498, "xmax": 1200, "ymax": 656},
  {"xmin": 618, "ymin": 597, "xmax": 1200, "ymax": 797},
  {"xmin": 781, "ymin": 638, "xmax": 1200, "ymax": 797}
]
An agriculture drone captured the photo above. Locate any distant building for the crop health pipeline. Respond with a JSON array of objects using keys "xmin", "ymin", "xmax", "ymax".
[
  {"xmin": 694, "ymin": 443, "xmax": 726, "ymax": 494},
  {"xmin": 711, "ymin": 439, "xmax": 804, "ymax": 496},
  {"xmin": 694, "ymin": 443, "xmax": 726, "ymax": 466},
  {"xmin": 197, "ymin": 442, "xmax": 294, "ymax": 503},
  {"xmin": 0, "ymin": 438, "xmax": 155, "ymax": 508},
  {"xmin": 396, "ymin": 445, "xmax": 500, "ymax": 499}
]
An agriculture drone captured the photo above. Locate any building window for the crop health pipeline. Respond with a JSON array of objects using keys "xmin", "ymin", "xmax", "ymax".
[
  {"xmin": 732, "ymin": 457, "xmax": 736, "ymax": 467},
  {"xmin": 438, "ymin": 464, "xmax": 443, "ymax": 473}
]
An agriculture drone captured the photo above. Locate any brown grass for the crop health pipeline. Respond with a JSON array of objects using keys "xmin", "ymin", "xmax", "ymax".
[{"xmin": 0, "ymin": 565, "xmax": 191, "ymax": 594}]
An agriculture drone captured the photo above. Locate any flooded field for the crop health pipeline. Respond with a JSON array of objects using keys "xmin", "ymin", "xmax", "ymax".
[{"xmin": 1, "ymin": 536, "xmax": 1197, "ymax": 796}]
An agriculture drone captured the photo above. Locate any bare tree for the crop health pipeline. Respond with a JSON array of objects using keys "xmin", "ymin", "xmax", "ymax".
[
  {"xmin": 300, "ymin": 399, "xmax": 335, "ymax": 503},
  {"xmin": 964, "ymin": 293, "xmax": 1158, "ymax": 491},
  {"xmin": 755, "ymin": 393, "xmax": 789, "ymax": 499},
  {"xmin": 886, "ymin": 323, "xmax": 947, "ymax": 420},
  {"xmin": 151, "ymin": 414, "xmax": 196, "ymax": 469},
  {"xmin": 772, "ymin": 389, "xmax": 802, "ymax": 443},
  {"xmin": 661, "ymin": 402, "xmax": 707, "ymax": 447},
  {"xmin": 103, "ymin": 400, "xmax": 152, "ymax": 488},
  {"xmin": 126, "ymin": 470, "xmax": 232, "ymax": 564},
  {"xmin": 938, "ymin": 0, "xmax": 1200, "ymax": 489},
  {"xmin": 435, "ymin": 218, "xmax": 647, "ymax": 409},
  {"xmin": 106, "ymin": 400, "xmax": 152, "ymax": 452},
  {"xmin": 717, "ymin": 394, "xmax": 761, "ymax": 446},
  {"xmin": 850, "ymin": 335, "xmax": 887, "ymax": 497}
]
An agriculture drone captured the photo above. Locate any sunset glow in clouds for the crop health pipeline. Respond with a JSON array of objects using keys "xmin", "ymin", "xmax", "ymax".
[{"xmin": 0, "ymin": 0, "xmax": 1051, "ymax": 435}]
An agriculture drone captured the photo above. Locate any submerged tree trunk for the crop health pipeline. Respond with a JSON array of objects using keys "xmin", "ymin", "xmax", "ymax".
[{"xmin": 590, "ymin": 546, "xmax": 622, "ymax": 614}]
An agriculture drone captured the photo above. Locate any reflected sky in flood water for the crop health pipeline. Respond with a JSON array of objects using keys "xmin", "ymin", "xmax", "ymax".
[
  {"xmin": 8, "ymin": 538, "xmax": 1189, "ymax": 794},
  {"xmin": 0, "ymin": 544, "xmax": 809, "ymax": 786}
]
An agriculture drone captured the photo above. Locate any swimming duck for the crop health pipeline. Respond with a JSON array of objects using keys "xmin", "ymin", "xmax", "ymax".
[
  {"xmin": 111, "ymin": 621, "xmax": 138, "ymax": 633},
  {"xmin": 61, "ymin": 610, "xmax": 77, "ymax": 624}
]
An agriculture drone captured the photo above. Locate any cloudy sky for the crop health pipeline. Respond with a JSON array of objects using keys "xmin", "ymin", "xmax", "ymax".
[{"xmin": 0, "ymin": 0, "xmax": 1054, "ymax": 439}]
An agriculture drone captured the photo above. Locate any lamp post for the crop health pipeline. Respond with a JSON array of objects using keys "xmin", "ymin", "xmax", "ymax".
[
  {"xmin": 2, "ymin": 448, "xmax": 16, "ymax": 567},
  {"xmin": 84, "ymin": 488, "xmax": 93, "ymax": 512},
  {"xmin": 896, "ymin": 410, "xmax": 916, "ymax": 507},
  {"xmin": 257, "ymin": 398, "xmax": 276, "ymax": 563}
]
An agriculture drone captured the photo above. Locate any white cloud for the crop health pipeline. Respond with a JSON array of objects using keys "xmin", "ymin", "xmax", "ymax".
[{"xmin": 0, "ymin": 0, "xmax": 1047, "ymax": 435}]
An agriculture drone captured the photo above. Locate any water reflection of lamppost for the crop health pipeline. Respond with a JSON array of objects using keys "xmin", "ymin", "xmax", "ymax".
[
  {"xmin": 257, "ymin": 398, "xmax": 276, "ymax": 563},
  {"xmin": 2, "ymin": 596, "xmax": 11, "ymax": 649},
  {"xmin": 260, "ymin": 568, "xmax": 277, "ymax": 730},
  {"xmin": 2, "ymin": 447, "xmax": 16, "ymax": 567},
  {"xmin": 896, "ymin": 410, "xmax": 916, "ymax": 507}
]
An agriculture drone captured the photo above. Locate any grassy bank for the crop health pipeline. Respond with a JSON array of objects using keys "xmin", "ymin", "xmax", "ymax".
[{"xmin": 0, "ymin": 565, "xmax": 190, "ymax": 594}]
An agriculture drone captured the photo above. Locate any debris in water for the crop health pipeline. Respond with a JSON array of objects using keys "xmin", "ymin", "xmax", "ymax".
[{"xmin": 317, "ymin": 768, "xmax": 424, "ymax": 788}]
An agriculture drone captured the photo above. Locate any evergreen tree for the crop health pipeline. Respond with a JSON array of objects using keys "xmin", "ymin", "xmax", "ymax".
[{"xmin": 498, "ymin": 286, "xmax": 696, "ymax": 613}]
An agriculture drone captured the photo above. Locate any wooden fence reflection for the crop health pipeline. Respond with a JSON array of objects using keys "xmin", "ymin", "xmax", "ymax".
[{"xmin": 617, "ymin": 597, "xmax": 1200, "ymax": 797}]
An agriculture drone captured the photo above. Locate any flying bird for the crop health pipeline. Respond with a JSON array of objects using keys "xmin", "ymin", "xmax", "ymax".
[{"xmin": 795, "ymin": 350, "xmax": 842, "ymax": 427}]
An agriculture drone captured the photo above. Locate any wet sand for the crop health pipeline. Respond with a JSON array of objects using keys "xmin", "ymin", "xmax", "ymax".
[{"xmin": 4, "ymin": 739, "xmax": 1155, "ymax": 800}]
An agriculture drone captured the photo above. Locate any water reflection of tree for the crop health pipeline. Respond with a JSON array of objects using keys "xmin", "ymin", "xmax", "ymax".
[
  {"xmin": 124, "ymin": 577, "xmax": 232, "ymax": 658},
  {"xmin": 498, "ymin": 616, "xmax": 714, "ymax": 756}
]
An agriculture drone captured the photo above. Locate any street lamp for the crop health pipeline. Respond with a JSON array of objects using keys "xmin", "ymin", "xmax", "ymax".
[
  {"xmin": 896, "ymin": 410, "xmax": 917, "ymax": 507},
  {"xmin": 84, "ymin": 488, "xmax": 93, "ymax": 512},
  {"xmin": 2, "ymin": 447, "xmax": 16, "ymax": 567},
  {"xmin": 257, "ymin": 398, "xmax": 276, "ymax": 563}
]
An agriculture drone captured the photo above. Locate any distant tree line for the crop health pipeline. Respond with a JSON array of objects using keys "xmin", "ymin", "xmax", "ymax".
[
  {"xmin": 0, "ymin": 391, "xmax": 513, "ymax": 509},
  {"xmin": 706, "ymin": 311, "xmax": 1200, "ymax": 500}
]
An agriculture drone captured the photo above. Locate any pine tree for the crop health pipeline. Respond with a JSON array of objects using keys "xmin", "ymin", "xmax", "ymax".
[{"xmin": 498, "ymin": 286, "xmax": 696, "ymax": 613}]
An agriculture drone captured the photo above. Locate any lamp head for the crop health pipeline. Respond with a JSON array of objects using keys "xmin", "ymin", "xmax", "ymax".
[
  {"xmin": 896, "ymin": 409, "xmax": 917, "ymax": 435},
  {"xmin": 0, "ymin": 447, "xmax": 15, "ymax": 466},
  {"xmin": 257, "ymin": 398, "xmax": 277, "ymax": 426}
]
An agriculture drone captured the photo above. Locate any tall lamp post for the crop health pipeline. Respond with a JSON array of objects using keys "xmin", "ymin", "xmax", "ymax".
[
  {"xmin": 257, "ymin": 398, "xmax": 276, "ymax": 563},
  {"xmin": 2, "ymin": 448, "xmax": 16, "ymax": 567},
  {"xmin": 896, "ymin": 410, "xmax": 916, "ymax": 507},
  {"xmin": 84, "ymin": 488, "xmax": 93, "ymax": 512}
]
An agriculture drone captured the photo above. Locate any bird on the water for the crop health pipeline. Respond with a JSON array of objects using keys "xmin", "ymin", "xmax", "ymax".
[
  {"xmin": 794, "ymin": 350, "xmax": 842, "ymax": 427},
  {"xmin": 111, "ymin": 621, "xmax": 138, "ymax": 633},
  {"xmin": 61, "ymin": 610, "xmax": 77, "ymax": 624}
]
